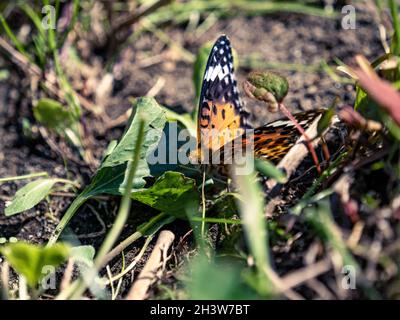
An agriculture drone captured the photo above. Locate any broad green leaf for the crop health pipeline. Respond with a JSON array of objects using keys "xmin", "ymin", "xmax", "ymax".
[
  {"xmin": 81, "ymin": 97, "xmax": 167, "ymax": 197},
  {"xmin": 48, "ymin": 97, "xmax": 167, "ymax": 245},
  {"xmin": 131, "ymin": 171, "xmax": 199, "ymax": 219},
  {"xmin": 0, "ymin": 242, "xmax": 69, "ymax": 288},
  {"xmin": 33, "ymin": 98, "xmax": 76, "ymax": 130},
  {"xmin": 102, "ymin": 140, "xmax": 118, "ymax": 160},
  {"xmin": 255, "ymin": 159, "xmax": 286, "ymax": 183},
  {"xmin": 5, "ymin": 178, "xmax": 58, "ymax": 216},
  {"xmin": 354, "ymin": 86, "xmax": 381, "ymax": 120},
  {"xmin": 101, "ymin": 98, "xmax": 166, "ymax": 168},
  {"xmin": 148, "ymin": 122, "xmax": 198, "ymax": 178}
]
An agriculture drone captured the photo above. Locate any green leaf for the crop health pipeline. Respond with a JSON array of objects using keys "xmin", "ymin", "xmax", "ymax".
[
  {"xmin": 5, "ymin": 179, "xmax": 58, "ymax": 216},
  {"xmin": 33, "ymin": 98, "xmax": 83, "ymax": 151},
  {"xmin": 96, "ymin": 97, "xmax": 167, "ymax": 191},
  {"xmin": 70, "ymin": 245, "xmax": 95, "ymax": 265},
  {"xmin": 33, "ymin": 98, "xmax": 76, "ymax": 130},
  {"xmin": 70, "ymin": 245, "xmax": 95, "ymax": 274},
  {"xmin": 47, "ymin": 97, "xmax": 167, "ymax": 245},
  {"xmin": 80, "ymin": 97, "xmax": 167, "ymax": 198},
  {"xmin": 131, "ymin": 171, "xmax": 199, "ymax": 219},
  {"xmin": 255, "ymin": 159, "xmax": 286, "ymax": 183},
  {"xmin": 317, "ymin": 105, "xmax": 336, "ymax": 136},
  {"xmin": 0, "ymin": 242, "xmax": 69, "ymax": 288},
  {"xmin": 355, "ymin": 84, "xmax": 400, "ymax": 140}
]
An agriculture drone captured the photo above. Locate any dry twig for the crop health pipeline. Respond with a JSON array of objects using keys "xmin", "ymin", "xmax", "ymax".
[{"xmin": 125, "ymin": 230, "xmax": 175, "ymax": 300}]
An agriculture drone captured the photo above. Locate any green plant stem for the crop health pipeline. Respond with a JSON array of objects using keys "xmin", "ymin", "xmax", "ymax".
[
  {"xmin": 0, "ymin": 14, "xmax": 29, "ymax": 59},
  {"xmin": 69, "ymin": 118, "xmax": 146, "ymax": 299},
  {"xmin": 102, "ymin": 235, "xmax": 154, "ymax": 285},
  {"xmin": 101, "ymin": 212, "xmax": 168, "ymax": 268},
  {"xmin": 291, "ymin": 151, "xmax": 348, "ymax": 215},
  {"xmin": 190, "ymin": 217, "xmax": 242, "ymax": 225},
  {"xmin": 56, "ymin": 211, "xmax": 168, "ymax": 300},
  {"xmin": 0, "ymin": 172, "xmax": 48, "ymax": 184},
  {"xmin": 201, "ymin": 170, "xmax": 206, "ymax": 237},
  {"xmin": 234, "ymin": 169, "xmax": 272, "ymax": 296},
  {"xmin": 54, "ymin": 178, "xmax": 81, "ymax": 189},
  {"xmin": 303, "ymin": 152, "xmax": 347, "ymax": 198},
  {"xmin": 47, "ymin": 195, "xmax": 89, "ymax": 246},
  {"xmin": 389, "ymin": 0, "xmax": 400, "ymax": 56}
]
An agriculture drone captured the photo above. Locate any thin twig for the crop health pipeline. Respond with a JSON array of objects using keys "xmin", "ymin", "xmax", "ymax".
[
  {"xmin": 60, "ymin": 258, "xmax": 74, "ymax": 292},
  {"xmin": 0, "ymin": 261, "xmax": 9, "ymax": 299},
  {"xmin": 125, "ymin": 230, "xmax": 175, "ymax": 300},
  {"xmin": 110, "ymin": 0, "xmax": 173, "ymax": 37},
  {"xmin": 102, "ymin": 235, "xmax": 154, "ymax": 286},
  {"xmin": 279, "ymin": 259, "xmax": 332, "ymax": 291}
]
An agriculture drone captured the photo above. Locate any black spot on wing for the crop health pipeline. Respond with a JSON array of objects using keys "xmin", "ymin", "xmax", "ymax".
[
  {"xmin": 212, "ymin": 104, "xmax": 217, "ymax": 116},
  {"xmin": 198, "ymin": 35, "xmax": 251, "ymax": 129}
]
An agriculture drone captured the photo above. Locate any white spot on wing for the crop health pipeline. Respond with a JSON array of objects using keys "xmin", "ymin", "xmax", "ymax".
[
  {"xmin": 204, "ymin": 66, "xmax": 213, "ymax": 81},
  {"xmin": 209, "ymin": 64, "xmax": 222, "ymax": 81},
  {"xmin": 270, "ymin": 120, "xmax": 293, "ymax": 127},
  {"xmin": 217, "ymin": 65, "xmax": 229, "ymax": 80}
]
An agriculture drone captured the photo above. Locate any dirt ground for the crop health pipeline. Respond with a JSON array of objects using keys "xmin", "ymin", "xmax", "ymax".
[{"xmin": 0, "ymin": 3, "xmax": 388, "ymax": 298}]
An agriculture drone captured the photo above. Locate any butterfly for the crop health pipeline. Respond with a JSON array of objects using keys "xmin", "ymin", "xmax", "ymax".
[{"xmin": 191, "ymin": 35, "xmax": 325, "ymax": 170}]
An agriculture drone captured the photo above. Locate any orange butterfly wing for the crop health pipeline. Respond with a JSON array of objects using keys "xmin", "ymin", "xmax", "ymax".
[
  {"xmin": 194, "ymin": 35, "xmax": 325, "ymax": 167},
  {"xmin": 251, "ymin": 109, "xmax": 325, "ymax": 163},
  {"xmin": 195, "ymin": 35, "xmax": 251, "ymax": 163}
]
